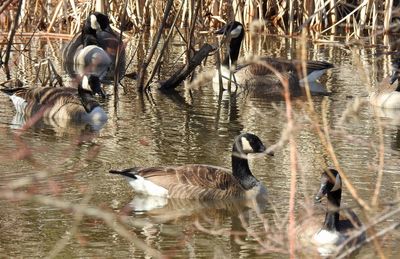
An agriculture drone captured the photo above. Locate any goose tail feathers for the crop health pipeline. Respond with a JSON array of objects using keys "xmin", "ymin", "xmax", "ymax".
[{"xmin": 109, "ymin": 168, "xmax": 139, "ymax": 179}]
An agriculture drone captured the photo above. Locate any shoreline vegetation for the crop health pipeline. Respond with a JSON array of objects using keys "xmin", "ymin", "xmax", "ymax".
[
  {"xmin": 0, "ymin": 1, "xmax": 399, "ymax": 258},
  {"xmin": 1, "ymin": 0, "xmax": 399, "ymax": 35},
  {"xmin": 2, "ymin": 0, "xmax": 400, "ymax": 87},
  {"xmin": 1, "ymin": 0, "xmax": 400, "ymax": 87}
]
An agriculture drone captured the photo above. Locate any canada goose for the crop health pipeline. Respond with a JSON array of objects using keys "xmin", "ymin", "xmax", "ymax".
[
  {"xmin": 62, "ymin": 12, "xmax": 124, "ymax": 81},
  {"xmin": 213, "ymin": 21, "xmax": 333, "ymax": 95},
  {"xmin": 310, "ymin": 169, "xmax": 364, "ymax": 256},
  {"xmin": 369, "ymin": 58, "xmax": 400, "ymax": 108},
  {"xmin": 109, "ymin": 133, "xmax": 273, "ymax": 200},
  {"xmin": 1, "ymin": 75, "xmax": 107, "ymax": 126}
]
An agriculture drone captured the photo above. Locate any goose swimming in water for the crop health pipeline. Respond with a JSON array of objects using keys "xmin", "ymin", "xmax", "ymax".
[
  {"xmin": 369, "ymin": 57, "xmax": 400, "ymax": 109},
  {"xmin": 62, "ymin": 12, "xmax": 125, "ymax": 82},
  {"xmin": 213, "ymin": 21, "xmax": 333, "ymax": 96},
  {"xmin": 1, "ymin": 75, "xmax": 108, "ymax": 128},
  {"xmin": 299, "ymin": 169, "xmax": 364, "ymax": 256},
  {"xmin": 110, "ymin": 133, "xmax": 273, "ymax": 200}
]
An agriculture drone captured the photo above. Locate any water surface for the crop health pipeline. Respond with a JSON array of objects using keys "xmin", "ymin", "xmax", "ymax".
[{"xmin": 0, "ymin": 32, "xmax": 399, "ymax": 258}]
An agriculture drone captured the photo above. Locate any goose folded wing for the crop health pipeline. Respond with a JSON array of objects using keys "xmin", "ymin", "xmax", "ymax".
[{"xmin": 135, "ymin": 165, "xmax": 245, "ymax": 199}]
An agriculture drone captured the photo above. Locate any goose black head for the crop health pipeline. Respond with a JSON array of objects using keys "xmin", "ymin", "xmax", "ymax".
[
  {"xmin": 234, "ymin": 133, "xmax": 269, "ymax": 155},
  {"xmin": 390, "ymin": 58, "xmax": 400, "ymax": 85},
  {"xmin": 315, "ymin": 169, "xmax": 342, "ymax": 202},
  {"xmin": 81, "ymin": 75, "xmax": 105, "ymax": 98},
  {"xmin": 215, "ymin": 21, "xmax": 244, "ymax": 39},
  {"xmin": 85, "ymin": 12, "xmax": 111, "ymax": 32}
]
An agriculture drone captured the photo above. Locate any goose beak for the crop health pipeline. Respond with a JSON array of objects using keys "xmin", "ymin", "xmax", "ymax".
[
  {"xmin": 265, "ymin": 147, "xmax": 274, "ymax": 156},
  {"xmin": 89, "ymin": 76, "xmax": 106, "ymax": 98},
  {"xmin": 390, "ymin": 69, "xmax": 399, "ymax": 85},
  {"xmin": 315, "ymin": 184, "xmax": 328, "ymax": 203},
  {"xmin": 214, "ymin": 26, "xmax": 226, "ymax": 35}
]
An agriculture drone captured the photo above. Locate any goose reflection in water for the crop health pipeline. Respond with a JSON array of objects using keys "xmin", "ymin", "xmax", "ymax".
[{"xmin": 117, "ymin": 194, "xmax": 272, "ymax": 257}]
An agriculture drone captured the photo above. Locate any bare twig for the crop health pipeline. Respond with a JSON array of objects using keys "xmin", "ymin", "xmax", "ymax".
[{"xmin": 136, "ymin": 0, "xmax": 174, "ymax": 92}]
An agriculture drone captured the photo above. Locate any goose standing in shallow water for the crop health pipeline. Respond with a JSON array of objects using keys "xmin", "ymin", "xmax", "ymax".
[
  {"xmin": 63, "ymin": 12, "xmax": 124, "ymax": 81},
  {"xmin": 307, "ymin": 169, "xmax": 364, "ymax": 256},
  {"xmin": 370, "ymin": 58, "xmax": 400, "ymax": 108},
  {"xmin": 1, "ymin": 75, "xmax": 108, "ymax": 128},
  {"xmin": 110, "ymin": 133, "xmax": 273, "ymax": 200},
  {"xmin": 213, "ymin": 21, "xmax": 333, "ymax": 96}
]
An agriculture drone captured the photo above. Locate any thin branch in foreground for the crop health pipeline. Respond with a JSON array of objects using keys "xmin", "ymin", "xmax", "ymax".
[{"xmin": 0, "ymin": 190, "xmax": 163, "ymax": 258}]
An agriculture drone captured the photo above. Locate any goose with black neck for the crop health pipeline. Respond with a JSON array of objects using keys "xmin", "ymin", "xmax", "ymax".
[
  {"xmin": 213, "ymin": 21, "xmax": 333, "ymax": 96},
  {"xmin": 109, "ymin": 133, "xmax": 273, "ymax": 200}
]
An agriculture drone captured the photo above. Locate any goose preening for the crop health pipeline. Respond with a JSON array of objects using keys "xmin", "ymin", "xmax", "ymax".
[
  {"xmin": 300, "ymin": 169, "xmax": 364, "ymax": 256},
  {"xmin": 1, "ymin": 75, "xmax": 108, "ymax": 128},
  {"xmin": 213, "ymin": 21, "xmax": 333, "ymax": 96},
  {"xmin": 110, "ymin": 133, "xmax": 273, "ymax": 200},
  {"xmin": 62, "ymin": 12, "xmax": 125, "ymax": 81},
  {"xmin": 369, "ymin": 58, "xmax": 400, "ymax": 109}
]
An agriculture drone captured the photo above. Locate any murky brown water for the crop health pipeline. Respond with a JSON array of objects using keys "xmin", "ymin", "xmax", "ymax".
[{"xmin": 0, "ymin": 32, "xmax": 399, "ymax": 258}]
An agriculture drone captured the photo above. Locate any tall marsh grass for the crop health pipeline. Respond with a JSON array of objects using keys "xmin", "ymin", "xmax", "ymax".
[{"xmin": 0, "ymin": 0, "xmax": 399, "ymax": 35}]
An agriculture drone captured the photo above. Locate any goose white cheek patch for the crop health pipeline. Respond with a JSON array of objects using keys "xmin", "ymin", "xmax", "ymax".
[
  {"xmin": 230, "ymin": 25, "xmax": 242, "ymax": 38},
  {"xmin": 331, "ymin": 173, "xmax": 341, "ymax": 192},
  {"xmin": 82, "ymin": 76, "xmax": 91, "ymax": 90},
  {"xmin": 241, "ymin": 137, "xmax": 253, "ymax": 153},
  {"xmin": 90, "ymin": 15, "xmax": 100, "ymax": 30}
]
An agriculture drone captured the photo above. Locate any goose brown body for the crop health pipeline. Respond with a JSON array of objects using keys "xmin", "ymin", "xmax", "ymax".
[
  {"xmin": 1, "ymin": 76, "xmax": 107, "ymax": 126},
  {"xmin": 10, "ymin": 87, "xmax": 93, "ymax": 121},
  {"xmin": 110, "ymin": 133, "xmax": 271, "ymax": 200},
  {"xmin": 213, "ymin": 21, "xmax": 333, "ymax": 96},
  {"xmin": 228, "ymin": 58, "xmax": 333, "ymax": 95},
  {"xmin": 369, "ymin": 58, "xmax": 400, "ymax": 109},
  {"xmin": 62, "ymin": 12, "xmax": 125, "ymax": 81},
  {"xmin": 111, "ymin": 164, "xmax": 266, "ymax": 200}
]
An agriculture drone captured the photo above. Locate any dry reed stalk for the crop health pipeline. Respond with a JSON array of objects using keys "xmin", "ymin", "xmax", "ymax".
[
  {"xmin": 321, "ymin": 0, "xmax": 368, "ymax": 34},
  {"xmin": 136, "ymin": 0, "xmax": 173, "ymax": 91},
  {"xmin": 0, "ymin": 0, "xmax": 14, "ymax": 14},
  {"xmin": 144, "ymin": 0, "xmax": 185, "ymax": 90},
  {"xmin": 371, "ymin": 112, "xmax": 385, "ymax": 206},
  {"xmin": 3, "ymin": 0, "xmax": 23, "ymax": 79},
  {"xmin": 384, "ymin": 0, "xmax": 393, "ymax": 33},
  {"xmin": 329, "ymin": 0, "xmax": 337, "ymax": 33},
  {"xmin": 113, "ymin": 0, "xmax": 128, "ymax": 107},
  {"xmin": 240, "ymin": 54, "xmax": 299, "ymax": 258},
  {"xmin": 288, "ymin": 0, "xmax": 294, "ymax": 35},
  {"xmin": 186, "ymin": 0, "xmax": 200, "ymax": 62},
  {"xmin": 0, "ymin": 32, "xmax": 73, "ymax": 38},
  {"xmin": 338, "ymin": 204, "xmax": 400, "ymax": 258},
  {"xmin": 69, "ymin": 0, "xmax": 80, "ymax": 35},
  {"xmin": 283, "ymin": 68, "xmax": 297, "ymax": 259},
  {"xmin": 321, "ymin": 111, "xmax": 370, "ymax": 212},
  {"xmin": 371, "ymin": 2, "xmax": 377, "ymax": 32},
  {"xmin": 46, "ymin": 0, "xmax": 63, "ymax": 33}
]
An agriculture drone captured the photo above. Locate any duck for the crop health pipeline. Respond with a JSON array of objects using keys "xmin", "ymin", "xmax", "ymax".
[
  {"xmin": 1, "ymin": 75, "xmax": 108, "ymax": 127},
  {"xmin": 308, "ymin": 168, "xmax": 364, "ymax": 256},
  {"xmin": 109, "ymin": 133, "xmax": 273, "ymax": 200},
  {"xmin": 369, "ymin": 58, "xmax": 400, "ymax": 108},
  {"xmin": 62, "ymin": 12, "xmax": 124, "ymax": 81},
  {"xmin": 213, "ymin": 21, "xmax": 333, "ymax": 96}
]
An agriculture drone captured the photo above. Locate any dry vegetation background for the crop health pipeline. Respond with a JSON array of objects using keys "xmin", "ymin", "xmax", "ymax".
[
  {"xmin": 0, "ymin": 0, "xmax": 400, "ymax": 258},
  {"xmin": 1, "ymin": 0, "xmax": 399, "ymax": 34}
]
